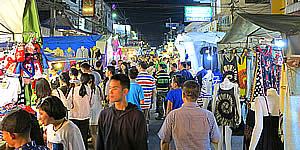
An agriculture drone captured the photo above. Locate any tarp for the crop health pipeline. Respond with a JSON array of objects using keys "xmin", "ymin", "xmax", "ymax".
[
  {"xmin": 41, "ymin": 15, "xmax": 74, "ymax": 30},
  {"xmin": 238, "ymin": 13, "xmax": 300, "ymax": 34},
  {"xmin": 43, "ymin": 35, "xmax": 102, "ymax": 51},
  {"xmin": 0, "ymin": 0, "xmax": 26, "ymax": 42},
  {"xmin": 219, "ymin": 13, "xmax": 300, "ymax": 44}
]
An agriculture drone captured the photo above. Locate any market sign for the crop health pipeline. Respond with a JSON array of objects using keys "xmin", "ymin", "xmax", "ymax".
[
  {"xmin": 82, "ymin": 0, "xmax": 95, "ymax": 17},
  {"xmin": 113, "ymin": 24, "xmax": 131, "ymax": 36},
  {"xmin": 184, "ymin": 6, "xmax": 212, "ymax": 22}
]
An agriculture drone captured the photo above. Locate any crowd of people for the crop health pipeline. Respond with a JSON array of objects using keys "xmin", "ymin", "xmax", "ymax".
[{"xmin": 0, "ymin": 56, "xmax": 221, "ymax": 150}]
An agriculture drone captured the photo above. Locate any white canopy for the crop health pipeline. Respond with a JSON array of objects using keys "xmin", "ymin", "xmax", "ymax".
[
  {"xmin": 0, "ymin": 0, "xmax": 26, "ymax": 42},
  {"xmin": 175, "ymin": 32, "xmax": 225, "ymax": 72}
]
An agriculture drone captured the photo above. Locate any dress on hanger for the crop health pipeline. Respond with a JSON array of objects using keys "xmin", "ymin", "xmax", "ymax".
[
  {"xmin": 251, "ymin": 53, "xmax": 265, "ymax": 101},
  {"xmin": 214, "ymin": 85, "xmax": 239, "ymax": 127},
  {"xmin": 255, "ymin": 97, "xmax": 283, "ymax": 150},
  {"xmin": 222, "ymin": 53, "xmax": 238, "ymax": 83},
  {"xmin": 238, "ymin": 52, "xmax": 247, "ymax": 99}
]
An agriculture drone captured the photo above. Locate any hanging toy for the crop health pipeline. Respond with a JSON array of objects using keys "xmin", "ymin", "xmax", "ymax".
[
  {"xmin": 33, "ymin": 60, "xmax": 43, "ymax": 78},
  {"xmin": 21, "ymin": 54, "xmax": 35, "ymax": 78}
]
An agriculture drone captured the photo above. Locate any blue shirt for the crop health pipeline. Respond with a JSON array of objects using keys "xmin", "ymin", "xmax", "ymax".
[
  {"xmin": 126, "ymin": 81, "xmax": 144, "ymax": 110},
  {"xmin": 166, "ymin": 88, "xmax": 183, "ymax": 110},
  {"xmin": 180, "ymin": 69, "xmax": 193, "ymax": 81}
]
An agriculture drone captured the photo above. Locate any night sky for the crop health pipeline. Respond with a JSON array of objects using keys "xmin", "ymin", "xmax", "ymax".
[{"xmin": 104, "ymin": 0, "xmax": 201, "ymax": 46}]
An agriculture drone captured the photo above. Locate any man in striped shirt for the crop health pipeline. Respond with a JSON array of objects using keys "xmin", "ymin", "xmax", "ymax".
[
  {"xmin": 155, "ymin": 64, "xmax": 170, "ymax": 120},
  {"xmin": 136, "ymin": 61, "xmax": 156, "ymax": 131}
]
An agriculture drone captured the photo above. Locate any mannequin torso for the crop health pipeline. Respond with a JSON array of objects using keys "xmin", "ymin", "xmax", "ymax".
[{"xmin": 249, "ymin": 88, "xmax": 283, "ymax": 150}]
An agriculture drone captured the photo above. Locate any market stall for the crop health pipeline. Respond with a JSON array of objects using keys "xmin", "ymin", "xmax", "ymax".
[
  {"xmin": 0, "ymin": 0, "xmax": 46, "ymax": 107},
  {"xmin": 216, "ymin": 13, "xmax": 300, "ymax": 150}
]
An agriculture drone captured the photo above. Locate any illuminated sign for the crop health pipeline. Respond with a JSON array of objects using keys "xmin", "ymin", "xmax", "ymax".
[
  {"xmin": 193, "ymin": 0, "xmax": 212, "ymax": 3},
  {"xmin": 82, "ymin": 0, "xmax": 95, "ymax": 17},
  {"xmin": 184, "ymin": 6, "xmax": 213, "ymax": 22},
  {"xmin": 113, "ymin": 24, "xmax": 131, "ymax": 36}
]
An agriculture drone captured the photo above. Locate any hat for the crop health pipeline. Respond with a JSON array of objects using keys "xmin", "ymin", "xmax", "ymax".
[{"xmin": 0, "ymin": 109, "xmax": 32, "ymax": 133}]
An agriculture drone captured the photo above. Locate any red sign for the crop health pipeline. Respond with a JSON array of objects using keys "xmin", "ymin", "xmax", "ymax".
[{"xmin": 82, "ymin": 0, "xmax": 95, "ymax": 17}]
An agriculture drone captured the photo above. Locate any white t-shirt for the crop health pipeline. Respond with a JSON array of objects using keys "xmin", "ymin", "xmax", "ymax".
[
  {"xmin": 67, "ymin": 85, "xmax": 91, "ymax": 120},
  {"xmin": 0, "ymin": 77, "xmax": 21, "ymax": 106},
  {"xmin": 46, "ymin": 120, "xmax": 86, "ymax": 150},
  {"xmin": 90, "ymin": 86, "xmax": 103, "ymax": 125}
]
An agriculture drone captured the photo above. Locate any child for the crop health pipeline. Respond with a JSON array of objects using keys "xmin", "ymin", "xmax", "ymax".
[{"xmin": 166, "ymin": 75, "xmax": 185, "ymax": 115}]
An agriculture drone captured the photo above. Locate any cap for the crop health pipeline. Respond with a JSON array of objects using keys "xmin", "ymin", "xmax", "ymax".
[{"xmin": 0, "ymin": 109, "xmax": 32, "ymax": 133}]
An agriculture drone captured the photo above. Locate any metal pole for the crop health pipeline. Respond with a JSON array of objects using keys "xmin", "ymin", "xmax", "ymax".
[{"xmin": 50, "ymin": 0, "xmax": 56, "ymax": 36}]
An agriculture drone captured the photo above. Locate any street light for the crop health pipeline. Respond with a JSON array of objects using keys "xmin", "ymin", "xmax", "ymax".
[{"xmin": 112, "ymin": 13, "xmax": 117, "ymax": 19}]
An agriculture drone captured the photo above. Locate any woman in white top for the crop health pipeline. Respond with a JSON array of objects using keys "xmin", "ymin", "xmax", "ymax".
[
  {"xmin": 66, "ymin": 72, "xmax": 91, "ymax": 150},
  {"xmin": 88, "ymin": 74, "xmax": 104, "ymax": 149},
  {"xmin": 38, "ymin": 96, "xmax": 86, "ymax": 150}
]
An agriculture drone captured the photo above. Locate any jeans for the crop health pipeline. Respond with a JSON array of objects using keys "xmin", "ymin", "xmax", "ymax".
[{"xmin": 157, "ymin": 92, "xmax": 167, "ymax": 117}]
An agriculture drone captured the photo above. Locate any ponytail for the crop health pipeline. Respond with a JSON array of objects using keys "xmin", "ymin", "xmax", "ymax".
[
  {"xmin": 79, "ymin": 84, "xmax": 87, "ymax": 98},
  {"xmin": 79, "ymin": 73, "xmax": 90, "ymax": 98}
]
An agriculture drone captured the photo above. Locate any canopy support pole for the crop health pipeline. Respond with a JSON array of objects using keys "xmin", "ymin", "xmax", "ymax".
[{"xmin": 246, "ymin": 28, "xmax": 261, "ymax": 48}]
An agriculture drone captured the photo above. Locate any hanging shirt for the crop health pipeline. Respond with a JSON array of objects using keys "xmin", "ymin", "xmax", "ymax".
[
  {"xmin": 251, "ymin": 53, "xmax": 265, "ymax": 101},
  {"xmin": 0, "ymin": 77, "xmax": 21, "ymax": 106},
  {"xmin": 76, "ymin": 47, "xmax": 89, "ymax": 58}
]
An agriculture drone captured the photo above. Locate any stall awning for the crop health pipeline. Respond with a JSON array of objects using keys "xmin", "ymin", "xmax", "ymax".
[
  {"xmin": 219, "ymin": 13, "xmax": 300, "ymax": 44},
  {"xmin": 43, "ymin": 35, "xmax": 102, "ymax": 51},
  {"xmin": 238, "ymin": 13, "xmax": 300, "ymax": 34},
  {"xmin": 0, "ymin": 0, "xmax": 26, "ymax": 41}
]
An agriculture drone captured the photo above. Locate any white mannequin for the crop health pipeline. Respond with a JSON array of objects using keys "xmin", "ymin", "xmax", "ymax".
[
  {"xmin": 249, "ymin": 88, "xmax": 280, "ymax": 150},
  {"xmin": 212, "ymin": 77, "xmax": 241, "ymax": 150}
]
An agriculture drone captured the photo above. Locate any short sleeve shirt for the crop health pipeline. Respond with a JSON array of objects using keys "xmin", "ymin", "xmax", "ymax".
[
  {"xmin": 166, "ymin": 88, "xmax": 183, "ymax": 110},
  {"xmin": 126, "ymin": 81, "xmax": 144, "ymax": 110},
  {"xmin": 136, "ymin": 72, "xmax": 156, "ymax": 109},
  {"xmin": 158, "ymin": 102, "xmax": 220, "ymax": 150}
]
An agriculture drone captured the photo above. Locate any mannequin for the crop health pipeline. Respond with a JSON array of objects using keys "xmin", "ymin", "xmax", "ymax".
[
  {"xmin": 249, "ymin": 88, "xmax": 283, "ymax": 150},
  {"xmin": 212, "ymin": 77, "xmax": 241, "ymax": 150}
]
